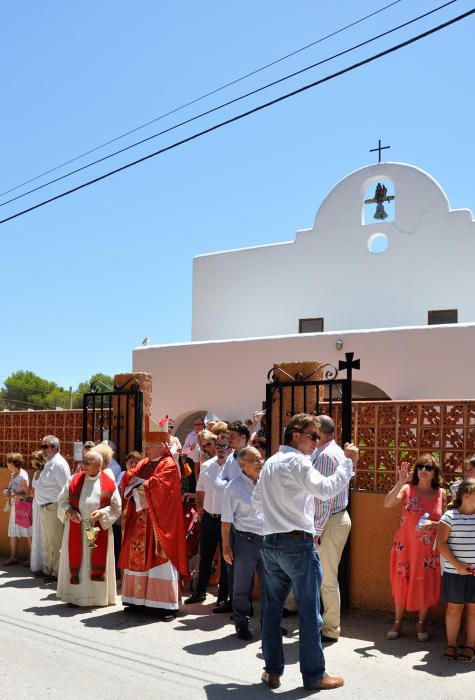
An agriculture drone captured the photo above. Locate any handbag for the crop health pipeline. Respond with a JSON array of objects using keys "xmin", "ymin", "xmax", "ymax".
[{"xmin": 14, "ymin": 499, "xmax": 33, "ymax": 528}]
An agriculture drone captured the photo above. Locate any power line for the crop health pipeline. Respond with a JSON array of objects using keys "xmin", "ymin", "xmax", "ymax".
[
  {"xmin": 0, "ymin": 397, "xmax": 50, "ymax": 409},
  {"xmin": 0, "ymin": 0, "xmax": 460, "ymax": 210},
  {"xmin": 1, "ymin": 7, "xmax": 473, "ymax": 227},
  {"xmin": 0, "ymin": 0, "xmax": 406, "ymax": 199}
]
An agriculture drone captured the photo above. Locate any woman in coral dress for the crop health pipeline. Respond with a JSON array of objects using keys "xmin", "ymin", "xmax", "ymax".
[{"xmin": 384, "ymin": 453, "xmax": 447, "ymax": 641}]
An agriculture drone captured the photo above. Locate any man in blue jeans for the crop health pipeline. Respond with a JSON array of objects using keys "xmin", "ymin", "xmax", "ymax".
[{"xmin": 252, "ymin": 413, "xmax": 358, "ymax": 691}]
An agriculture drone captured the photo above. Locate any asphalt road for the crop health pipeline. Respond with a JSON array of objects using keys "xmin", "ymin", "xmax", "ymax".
[{"xmin": 0, "ymin": 565, "xmax": 473, "ymax": 699}]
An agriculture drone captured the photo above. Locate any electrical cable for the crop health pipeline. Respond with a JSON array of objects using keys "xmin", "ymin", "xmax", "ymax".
[
  {"xmin": 0, "ymin": 0, "xmax": 460, "ymax": 210},
  {"xmin": 0, "ymin": 397, "xmax": 50, "ymax": 409},
  {"xmin": 0, "ymin": 0, "xmax": 406, "ymax": 199},
  {"xmin": 0, "ymin": 6, "xmax": 473, "ymax": 227}
]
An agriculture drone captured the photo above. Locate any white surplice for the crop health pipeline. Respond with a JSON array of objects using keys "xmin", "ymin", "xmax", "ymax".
[{"xmin": 56, "ymin": 473, "xmax": 121, "ymax": 607}]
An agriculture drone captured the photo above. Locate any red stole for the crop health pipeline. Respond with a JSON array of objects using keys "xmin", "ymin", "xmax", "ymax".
[{"xmin": 68, "ymin": 470, "xmax": 115, "ymax": 585}]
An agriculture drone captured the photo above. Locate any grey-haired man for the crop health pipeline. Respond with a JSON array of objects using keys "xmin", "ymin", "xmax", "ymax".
[{"xmin": 34, "ymin": 435, "xmax": 71, "ymax": 581}]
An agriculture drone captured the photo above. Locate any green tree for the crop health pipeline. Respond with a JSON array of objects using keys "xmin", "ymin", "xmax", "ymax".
[
  {"xmin": 0, "ymin": 370, "xmax": 68, "ymax": 410},
  {"xmin": 0, "ymin": 370, "xmax": 115, "ymax": 410},
  {"xmin": 72, "ymin": 373, "xmax": 115, "ymax": 408}
]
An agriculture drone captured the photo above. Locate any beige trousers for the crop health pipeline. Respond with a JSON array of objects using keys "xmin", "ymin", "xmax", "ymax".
[
  {"xmin": 318, "ymin": 509, "xmax": 351, "ymax": 639},
  {"xmin": 39, "ymin": 503, "xmax": 64, "ymax": 577}
]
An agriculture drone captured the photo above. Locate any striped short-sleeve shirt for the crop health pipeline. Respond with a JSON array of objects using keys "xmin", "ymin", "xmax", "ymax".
[{"xmin": 439, "ymin": 509, "xmax": 475, "ymax": 574}]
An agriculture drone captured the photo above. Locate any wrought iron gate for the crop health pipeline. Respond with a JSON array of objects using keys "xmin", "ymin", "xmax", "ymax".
[
  {"xmin": 265, "ymin": 352, "xmax": 360, "ymax": 608},
  {"xmin": 82, "ymin": 377, "xmax": 143, "ymax": 463}
]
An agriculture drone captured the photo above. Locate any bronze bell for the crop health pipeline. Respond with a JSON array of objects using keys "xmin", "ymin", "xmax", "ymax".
[{"xmin": 374, "ymin": 202, "xmax": 388, "ymax": 220}]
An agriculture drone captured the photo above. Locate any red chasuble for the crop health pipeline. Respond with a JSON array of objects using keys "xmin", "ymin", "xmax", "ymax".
[
  {"xmin": 68, "ymin": 470, "xmax": 115, "ymax": 584},
  {"xmin": 119, "ymin": 456, "xmax": 189, "ymax": 580}
]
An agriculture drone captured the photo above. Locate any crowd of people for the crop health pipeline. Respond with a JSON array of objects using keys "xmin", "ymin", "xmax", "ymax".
[{"xmin": 2, "ymin": 412, "xmax": 475, "ymax": 690}]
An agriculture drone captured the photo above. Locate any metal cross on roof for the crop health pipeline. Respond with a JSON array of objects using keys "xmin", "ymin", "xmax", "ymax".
[{"xmin": 369, "ymin": 139, "xmax": 390, "ymax": 163}]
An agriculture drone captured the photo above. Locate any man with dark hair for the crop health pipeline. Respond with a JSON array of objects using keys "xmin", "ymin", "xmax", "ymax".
[
  {"xmin": 313, "ymin": 414, "xmax": 351, "ymax": 643},
  {"xmin": 184, "ymin": 435, "xmax": 231, "ymax": 606},
  {"xmin": 213, "ymin": 420, "xmax": 250, "ymax": 613},
  {"xmin": 252, "ymin": 413, "xmax": 358, "ymax": 691}
]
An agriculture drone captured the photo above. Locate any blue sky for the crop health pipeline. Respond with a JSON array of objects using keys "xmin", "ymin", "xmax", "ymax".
[{"xmin": 1, "ymin": 0, "xmax": 474, "ymax": 390}]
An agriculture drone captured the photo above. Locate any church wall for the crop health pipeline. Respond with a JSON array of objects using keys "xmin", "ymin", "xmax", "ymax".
[
  {"xmin": 192, "ymin": 163, "xmax": 475, "ymax": 341},
  {"xmin": 133, "ymin": 322, "xmax": 475, "ymax": 424}
]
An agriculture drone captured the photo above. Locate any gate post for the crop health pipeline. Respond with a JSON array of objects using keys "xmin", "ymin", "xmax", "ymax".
[{"xmin": 113, "ymin": 372, "xmax": 152, "ymax": 461}]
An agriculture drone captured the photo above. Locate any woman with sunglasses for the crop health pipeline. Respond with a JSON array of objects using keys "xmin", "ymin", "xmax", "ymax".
[{"xmin": 384, "ymin": 453, "xmax": 447, "ymax": 641}]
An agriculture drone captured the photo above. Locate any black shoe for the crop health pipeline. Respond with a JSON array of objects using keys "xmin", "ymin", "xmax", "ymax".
[
  {"xmin": 236, "ymin": 627, "xmax": 253, "ymax": 641},
  {"xmin": 43, "ymin": 575, "xmax": 57, "ymax": 583},
  {"xmin": 158, "ymin": 613, "xmax": 176, "ymax": 622},
  {"xmin": 155, "ymin": 607, "xmax": 176, "ymax": 621},
  {"xmin": 184, "ymin": 592, "xmax": 206, "ymax": 604},
  {"xmin": 213, "ymin": 600, "xmax": 233, "ymax": 613},
  {"xmin": 282, "ymin": 607, "xmax": 297, "ymax": 618},
  {"xmin": 321, "ymin": 634, "xmax": 338, "ymax": 644}
]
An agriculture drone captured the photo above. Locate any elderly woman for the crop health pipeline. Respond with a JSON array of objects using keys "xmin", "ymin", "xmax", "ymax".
[
  {"xmin": 3, "ymin": 453, "xmax": 32, "ymax": 566},
  {"xmin": 56, "ymin": 449, "xmax": 121, "ymax": 607},
  {"xmin": 384, "ymin": 454, "xmax": 447, "ymax": 641}
]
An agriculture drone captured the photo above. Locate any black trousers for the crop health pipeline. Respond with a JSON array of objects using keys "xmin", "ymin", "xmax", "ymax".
[{"xmin": 196, "ymin": 512, "xmax": 229, "ymax": 600}]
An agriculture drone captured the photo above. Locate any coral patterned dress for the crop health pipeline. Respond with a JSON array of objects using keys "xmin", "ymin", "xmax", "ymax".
[{"xmin": 390, "ymin": 485, "xmax": 443, "ymax": 611}]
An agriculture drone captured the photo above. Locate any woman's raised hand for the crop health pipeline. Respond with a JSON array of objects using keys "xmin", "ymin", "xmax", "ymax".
[{"xmin": 397, "ymin": 462, "xmax": 411, "ymax": 484}]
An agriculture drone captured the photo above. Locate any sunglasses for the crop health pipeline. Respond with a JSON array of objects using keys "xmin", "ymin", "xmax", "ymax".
[
  {"xmin": 217, "ymin": 444, "xmax": 230, "ymax": 449},
  {"xmin": 300, "ymin": 431, "xmax": 320, "ymax": 441},
  {"xmin": 40, "ymin": 444, "xmax": 53, "ymax": 449},
  {"xmin": 81, "ymin": 459, "xmax": 97, "ymax": 465},
  {"xmin": 416, "ymin": 464, "xmax": 434, "ymax": 471}
]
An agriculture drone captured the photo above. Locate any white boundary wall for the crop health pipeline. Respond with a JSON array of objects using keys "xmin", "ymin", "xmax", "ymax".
[{"xmin": 133, "ymin": 323, "xmax": 475, "ymax": 427}]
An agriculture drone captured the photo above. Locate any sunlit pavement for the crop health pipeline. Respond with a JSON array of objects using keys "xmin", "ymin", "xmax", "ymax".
[{"xmin": 0, "ymin": 565, "xmax": 472, "ymax": 699}]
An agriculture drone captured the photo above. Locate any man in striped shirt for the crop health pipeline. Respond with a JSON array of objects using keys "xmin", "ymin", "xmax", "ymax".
[{"xmin": 313, "ymin": 415, "xmax": 352, "ymax": 643}]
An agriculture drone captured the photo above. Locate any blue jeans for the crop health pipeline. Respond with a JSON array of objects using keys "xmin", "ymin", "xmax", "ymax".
[
  {"xmin": 261, "ymin": 532, "xmax": 325, "ymax": 688},
  {"xmin": 233, "ymin": 530, "xmax": 265, "ymax": 629}
]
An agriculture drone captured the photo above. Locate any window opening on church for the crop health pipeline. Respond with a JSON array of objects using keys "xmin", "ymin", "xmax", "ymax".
[
  {"xmin": 428, "ymin": 309, "xmax": 458, "ymax": 325},
  {"xmin": 363, "ymin": 180, "xmax": 395, "ymax": 225},
  {"xmin": 299, "ymin": 318, "xmax": 324, "ymax": 333},
  {"xmin": 367, "ymin": 232, "xmax": 388, "ymax": 254}
]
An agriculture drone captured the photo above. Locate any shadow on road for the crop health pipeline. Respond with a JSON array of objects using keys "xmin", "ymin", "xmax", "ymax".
[
  {"xmin": 204, "ymin": 681, "xmax": 313, "ymax": 699},
  {"xmin": 81, "ymin": 609, "xmax": 160, "ymax": 630},
  {"xmin": 23, "ymin": 603, "xmax": 89, "ymax": 617}
]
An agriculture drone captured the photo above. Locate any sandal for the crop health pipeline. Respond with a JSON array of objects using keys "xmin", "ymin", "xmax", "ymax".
[
  {"xmin": 442, "ymin": 645, "xmax": 457, "ymax": 662},
  {"xmin": 458, "ymin": 646, "xmax": 475, "ymax": 663},
  {"xmin": 3, "ymin": 558, "xmax": 19, "ymax": 566},
  {"xmin": 386, "ymin": 621, "xmax": 401, "ymax": 640},
  {"xmin": 416, "ymin": 621, "xmax": 429, "ymax": 642}
]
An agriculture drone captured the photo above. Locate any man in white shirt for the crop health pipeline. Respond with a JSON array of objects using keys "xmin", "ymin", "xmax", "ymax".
[
  {"xmin": 183, "ymin": 417, "xmax": 205, "ymax": 490},
  {"xmin": 34, "ymin": 435, "xmax": 71, "ymax": 581},
  {"xmin": 221, "ymin": 446, "xmax": 265, "ymax": 641},
  {"xmin": 252, "ymin": 413, "xmax": 358, "ymax": 692},
  {"xmin": 184, "ymin": 435, "xmax": 231, "ymax": 606}
]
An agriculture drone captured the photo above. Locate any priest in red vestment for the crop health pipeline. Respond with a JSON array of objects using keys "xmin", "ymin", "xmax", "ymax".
[{"xmin": 119, "ymin": 418, "xmax": 189, "ymax": 619}]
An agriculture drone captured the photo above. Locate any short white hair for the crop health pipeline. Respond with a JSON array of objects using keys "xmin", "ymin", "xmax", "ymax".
[{"xmin": 84, "ymin": 449, "xmax": 103, "ymax": 465}]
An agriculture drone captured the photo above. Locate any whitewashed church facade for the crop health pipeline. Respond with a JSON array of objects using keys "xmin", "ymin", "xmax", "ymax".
[{"xmin": 133, "ymin": 162, "xmax": 475, "ymax": 432}]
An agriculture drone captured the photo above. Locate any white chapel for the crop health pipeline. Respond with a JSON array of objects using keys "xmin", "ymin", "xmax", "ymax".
[{"xmin": 133, "ymin": 162, "xmax": 475, "ymax": 431}]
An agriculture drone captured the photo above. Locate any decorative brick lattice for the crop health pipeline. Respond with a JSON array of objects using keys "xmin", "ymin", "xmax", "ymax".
[
  {"xmin": 320, "ymin": 401, "xmax": 475, "ymax": 493},
  {"xmin": 0, "ymin": 410, "xmax": 84, "ymax": 466}
]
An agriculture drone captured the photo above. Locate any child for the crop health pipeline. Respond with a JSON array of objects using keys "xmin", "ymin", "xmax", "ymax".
[
  {"xmin": 437, "ymin": 478, "xmax": 475, "ymax": 662},
  {"xmin": 449, "ymin": 456, "xmax": 475, "ymax": 495}
]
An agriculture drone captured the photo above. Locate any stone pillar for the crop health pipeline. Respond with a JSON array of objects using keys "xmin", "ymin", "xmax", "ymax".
[
  {"xmin": 112, "ymin": 372, "xmax": 152, "ymax": 460},
  {"xmin": 269, "ymin": 361, "xmax": 324, "ymax": 455}
]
